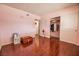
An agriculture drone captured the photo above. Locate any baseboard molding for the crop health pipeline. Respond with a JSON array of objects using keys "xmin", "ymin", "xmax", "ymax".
[
  {"xmin": 39, "ymin": 36, "xmax": 50, "ymax": 39},
  {"xmin": 0, "ymin": 42, "xmax": 12, "ymax": 51},
  {"xmin": 40, "ymin": 36, "xmax": 79, "ymax": 47},
  {"xmin": 50, "ymin": 36, "xmax": 59, "ymax": 39},
  {"xmin": 60, "ymin": 40, "xmax": 79, "ymax": 47}
]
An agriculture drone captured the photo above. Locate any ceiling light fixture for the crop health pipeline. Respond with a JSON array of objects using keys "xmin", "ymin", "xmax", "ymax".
[{"xmin": 26, "ymin": 14, "xmax": 29, "ymax": 16}]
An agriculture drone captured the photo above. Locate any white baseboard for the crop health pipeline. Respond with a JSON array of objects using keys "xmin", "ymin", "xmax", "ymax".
[{"xmin": 0, "ymin": 42, "xmax": 12, "ymax": 51}]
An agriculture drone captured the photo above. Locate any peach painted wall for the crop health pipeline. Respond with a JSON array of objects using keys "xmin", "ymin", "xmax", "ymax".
[
  {"xmin": 40, "ymin": 16, "xmax": 50, "ymax": 38},
  {"xmin": 40, "ymin": 5, "xmax": 79, "ymax": 45},
  {"xmin": 60, "ymin": 13, "xmax": 78, "ymax": 45},
  {"xmin": 77, "ymin": 12, "xmax": 79, "ymax": 45},
  {"xmin": 0, "ymin": 4, "xmax": 40, "ymax": 49}
]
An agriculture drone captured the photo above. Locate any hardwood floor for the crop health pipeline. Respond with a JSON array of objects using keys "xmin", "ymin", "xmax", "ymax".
[
  {"xmin": 50, "ymin": 37, "xmax": 79, "ymax": 56},
  {"xmin": 0, "ymin": 51, "xmax": 1, "ymax": 56},
  {"xmin": 50, "ymin": 37, "xmax": 59, "ymax": 56},
  {"xmin": 0, "ymin": 36, "xmax": 79, "ymax": 56},
  {"xmin": 59, "ymin": 41, "xmax": 79, "ymax": 56}
]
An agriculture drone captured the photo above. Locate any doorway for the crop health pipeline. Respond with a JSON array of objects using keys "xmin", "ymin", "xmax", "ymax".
[
  {"xmin": 34, "ymin": 19, "xmax": 40, "ymax": 47},
  {"xmin": 50, "ymin": 16, "xmax": 60, "ymax": 56},
  {"xmin": 50, "ymin": 16, "xmax": 60, "ymax": 39}
]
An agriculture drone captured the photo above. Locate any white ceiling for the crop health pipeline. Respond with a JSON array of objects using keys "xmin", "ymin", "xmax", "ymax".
[{"xmin": 4, "ymin": 3, "xmax": 77, "ymax": 15}]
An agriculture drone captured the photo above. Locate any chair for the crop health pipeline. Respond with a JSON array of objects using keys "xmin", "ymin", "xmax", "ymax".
[{"xmin": 12, "ymin": 33, "xmax": 20, "ymax": 44}]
